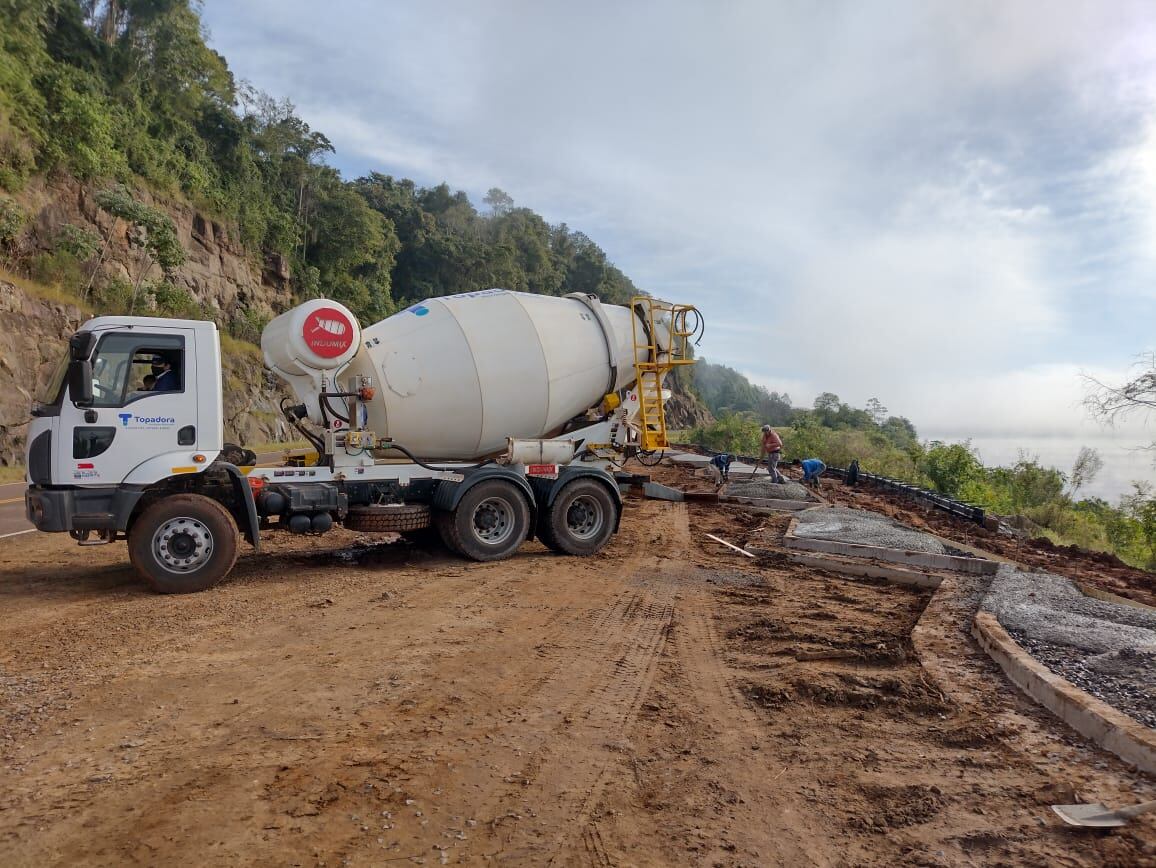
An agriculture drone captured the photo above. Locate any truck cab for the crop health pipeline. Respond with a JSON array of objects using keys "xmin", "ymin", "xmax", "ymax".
[{"xmin": 25, "ymin": 316, "xmax": 225, "ymax": 540}]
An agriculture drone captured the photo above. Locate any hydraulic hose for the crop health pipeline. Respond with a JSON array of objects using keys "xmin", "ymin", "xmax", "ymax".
[
  {"xmin": 280, "ymin": 398, "xmax": 326, "ymax": 456},
  {"xmin": 375, "ymin": 440, "xmax": 495, "ymax": 473}
]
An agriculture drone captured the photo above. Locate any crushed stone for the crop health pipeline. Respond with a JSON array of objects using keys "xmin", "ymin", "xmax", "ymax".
[
  {"xmin": 982, "ymin": 565, "xmax": 1156, "ymax": 729},
  {"xmin": 724, "ymin": 480, "xmax": 814, "ymax": 501},
  {"xmin": 793, "ymin": 507, "xmax": 947, "ymax": 554}
]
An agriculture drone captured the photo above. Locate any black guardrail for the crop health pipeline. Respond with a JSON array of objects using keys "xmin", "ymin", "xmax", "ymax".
[{"xmin": 677, "ymin": 444, "xmax": 986, "ymax": 527}]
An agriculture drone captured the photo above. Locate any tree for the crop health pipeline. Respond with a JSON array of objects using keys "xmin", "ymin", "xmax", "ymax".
[
  {"xmin": 483, "ymin": 187, "xmax": 513, "ymax": 216},
  {"xmin": 920, "ymin": 441, "xmax": 983, "ymax": 497},
  {"xmin": 1085, "ymin": 354, "xmax": 1156, "ymax": 426},
  {"xmin": 866, "ymin": 397, "xmax": 888, "ymax": 426},
  {"xmin": 94, "ymin": 185, "xmax": 185, "ymax": 312},
  {"xmin": 1068, "ymin": 446, "xmax": 1103, "ymax": 497}
]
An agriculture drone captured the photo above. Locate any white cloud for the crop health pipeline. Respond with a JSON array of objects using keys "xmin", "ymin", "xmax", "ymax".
[{"xmin": 201, "ymin": 0, "xmax": 1156, "ymax": 491}]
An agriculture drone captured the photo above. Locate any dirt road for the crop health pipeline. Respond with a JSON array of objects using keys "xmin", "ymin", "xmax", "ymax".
[{"xmin": 1, "ymin": 496, "xmax": 1154, "ymax": 866}]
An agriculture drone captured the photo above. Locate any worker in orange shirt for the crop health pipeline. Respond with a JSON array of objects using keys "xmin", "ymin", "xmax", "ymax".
[{"xmin": 759, "ymin": 424, "xmax": 786, "ymax": 483}]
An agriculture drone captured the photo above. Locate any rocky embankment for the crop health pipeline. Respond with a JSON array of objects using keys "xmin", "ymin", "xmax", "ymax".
[
  {"xmin": 0, "ymin": 279, "xmax": 290, "ymax": 467},
  {"xmin": 12, "ymin": 175, "xmax": 292, "ymax": 320}
]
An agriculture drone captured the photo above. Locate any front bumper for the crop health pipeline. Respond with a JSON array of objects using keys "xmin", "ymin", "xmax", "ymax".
[{"xmin": 25, "ymin": 486, "xmax": 144, "ymax": 533}]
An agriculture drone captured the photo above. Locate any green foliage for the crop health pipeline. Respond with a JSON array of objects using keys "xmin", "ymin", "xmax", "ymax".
[
  {"xmin": 0, "ymin": 195, "xmax": 25, "ymax": 249},
  {"xmin": 688, "ymin": 411, "xmax": 762, "ymax": 454},
  {"xmin": 54, "ymin": 222, "xmax": 101, "ymax": 259},
  {"xmin": 150, "ymin": 279, "xmax": 201, "ymax": 318},
  {"xmin": 89, "ymin": 273, "xmax": 134, "ymax": 311},
  {"xmin": 37, "ymin": 62, "xmax": 127, "ymax": 179},
  {"xmin": 228, "ymin": 305, "xmax": 269, "ymax": 345},
  {"xmin": 94, "ymin": 185, "xmax": 184, "ymax": 271},
  {"xmin": 919, "ymin": 441, "xmax": 984, "ymax": 498},
  {"xmin": 30, "ymin": 248, "xmax": 85, "ymax": 288}
]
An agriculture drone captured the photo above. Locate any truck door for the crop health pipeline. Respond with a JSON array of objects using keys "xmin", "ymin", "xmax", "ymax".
[{"xmin": 54, "ymin": 329, "xmax": 200, "ymax": 486}]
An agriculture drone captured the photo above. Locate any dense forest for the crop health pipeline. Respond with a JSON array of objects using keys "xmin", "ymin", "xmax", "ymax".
[
  {"xmin": 0, "ymin": 0, "xmax": 640, "ymax": 328},
  {"xmin": 688, "ymin": 361, "xmax": 1156, "ymax": 570}
]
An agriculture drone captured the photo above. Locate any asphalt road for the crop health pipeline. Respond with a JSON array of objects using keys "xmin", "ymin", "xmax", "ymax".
[
  {"xmin": 0, "ymin": 481, "xmax": 31, "ymax": 538},
  {"xmin": 0, "ymin": 451, "xmax": 286, "ymax": 541}
]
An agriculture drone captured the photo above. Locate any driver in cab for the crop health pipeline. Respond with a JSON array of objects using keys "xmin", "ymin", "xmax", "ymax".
[{"xmin": 149, "ymin": 355, "xmax": 179, "ymax": 392}]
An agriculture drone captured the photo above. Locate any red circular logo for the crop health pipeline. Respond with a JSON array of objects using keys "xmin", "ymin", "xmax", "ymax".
[{"xmin": 302, "ymin": 307, "xmax": 355, "ymax": 358}]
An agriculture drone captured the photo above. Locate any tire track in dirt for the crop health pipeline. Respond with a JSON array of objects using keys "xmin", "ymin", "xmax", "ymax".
[{"xmin": 471, "ymin": 563, "xmax": 676, "ymax": 863}]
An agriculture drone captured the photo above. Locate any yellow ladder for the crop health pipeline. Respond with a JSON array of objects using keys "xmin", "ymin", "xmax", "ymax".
[{"xmin": 630, "ymin": 296, "xmax": 698, "ymax": 451}]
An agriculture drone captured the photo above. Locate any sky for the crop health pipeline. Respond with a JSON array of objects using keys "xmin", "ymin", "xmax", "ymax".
[{"xmin": 200, "ymin": 0, "xmax": 1156, "ymax": 490}]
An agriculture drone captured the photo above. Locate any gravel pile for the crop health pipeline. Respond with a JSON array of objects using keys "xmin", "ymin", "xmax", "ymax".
[
  {"xmin": 793, "ymin": 507, "xmax": 947, "ymax": 554},
  {"xmin": 724, "ymin": 480, "xmax": 814, "ymax": 501},
  {"xmin": 982, "ymin": 565, "xmax": 1156, "ymax": 729}
]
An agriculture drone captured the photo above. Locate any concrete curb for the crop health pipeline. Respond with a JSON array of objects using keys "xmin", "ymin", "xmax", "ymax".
[
  {"xmin": 971, "ymin": 612, "xmax": 1156, "ymax": 775},
  {"xmin": 784, "ymin": 517, "xmax": 998, "ymax": 575},
  {"xmin": 1074, "ymin": 581, "xmax": 1156, "ymax": 613},
  {"xmin": 786, "ymin": 551, "xmax": 943, "ymax": 589}
]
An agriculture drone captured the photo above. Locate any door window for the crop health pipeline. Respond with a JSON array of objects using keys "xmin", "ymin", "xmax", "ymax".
[{"xmin": 88, "ymin": 333, "xmax": 185, "ymax": 408}]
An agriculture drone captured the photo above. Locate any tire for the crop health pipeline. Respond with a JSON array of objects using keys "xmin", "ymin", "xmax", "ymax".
[
  {"xmin": 434, "ymin": 509, "xmax": 464, "ymax": 556},
  {"xmin": 345, "ymin": 504, "xmax": 430, "ymax": 533},
  {"xmin": 128, "ymin": 494, "xmax": 239, "ymax": 594},
  {"xmin": 439, "ymin": 479, "xmax": 531, "ymax": 562},
  {"xmin": 541, "ymin": 478, "xmax": 618, "ymax": 556}
]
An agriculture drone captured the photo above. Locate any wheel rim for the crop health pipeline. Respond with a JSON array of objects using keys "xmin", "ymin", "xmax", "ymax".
[
  {"xmin": 565, "ymin": 494, "xmax": 605, "ymax": 540},
  {"xmin": 471, "ymin": 496, "xmax": 516, "ymax": 546},
  {"xmin": 152, "ymin": 516, "xmax": 214, "ymax": 573}
]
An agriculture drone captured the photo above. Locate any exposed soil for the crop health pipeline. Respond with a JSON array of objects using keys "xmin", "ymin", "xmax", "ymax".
[{"xmin": 1, "ymin": 473, "xmax": 1155, "ymax": 866}]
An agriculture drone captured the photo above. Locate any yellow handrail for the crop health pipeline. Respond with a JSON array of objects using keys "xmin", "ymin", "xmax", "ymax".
[{"xmin": 630, "ymin": 296, "xmax": 699, "ymax": 451}]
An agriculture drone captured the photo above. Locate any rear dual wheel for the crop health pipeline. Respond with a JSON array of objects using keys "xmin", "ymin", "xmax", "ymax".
[
  {"xmin": 537, "ymin": 478, "xmax": 617, "ymax": 556},
  {"xmin": 436, "ymin": 479, "xmax": 531, "ymax": 562}
]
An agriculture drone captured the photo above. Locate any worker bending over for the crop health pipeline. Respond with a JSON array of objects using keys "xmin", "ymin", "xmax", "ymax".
[
  {"xmin": 795, "ymin": 458, "xmax": 826, "ymax": 491},
  {"xmin": 709, "ymin": 452, "xmax": 733, "ymax": 485}
]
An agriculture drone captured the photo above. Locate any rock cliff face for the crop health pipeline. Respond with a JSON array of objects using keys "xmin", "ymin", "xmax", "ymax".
[
  {"xmin": 662, "ymin": 391, "xmax": 713, "ymax": 431},
  {"xmin": 15, "ymin": 175, "xmax": 292, "ymax": 320},
  {"xmin": 0, "ymin": 175, "xmax": 298, "ymax": 466},
  {"xmin": 0, "ymin": 279, "xmax": 289, "ymax": 468}
]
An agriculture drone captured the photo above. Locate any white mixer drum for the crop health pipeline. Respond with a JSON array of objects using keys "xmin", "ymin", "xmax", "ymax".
[{"xmin": 348, "ymin": 289, "xmax": 644, "ymax": 459}]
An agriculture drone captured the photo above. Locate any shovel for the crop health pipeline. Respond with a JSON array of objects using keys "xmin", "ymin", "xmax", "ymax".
[{"xmin": 1051, "ymin": 799, "xmax": 1156, "ymax": 828}]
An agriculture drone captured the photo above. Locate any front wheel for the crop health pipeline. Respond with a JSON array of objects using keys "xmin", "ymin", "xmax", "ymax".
[
  {"xmin": 128, "ymin": 494, "xmax": 239, "ymax": 593},
  {"xmin": 438, "ymin": 479, "xmax": 531, "ymax": 562},
  {"xmin": 539, "ymin": 478, "xmax": 618, "ymax": 556}
]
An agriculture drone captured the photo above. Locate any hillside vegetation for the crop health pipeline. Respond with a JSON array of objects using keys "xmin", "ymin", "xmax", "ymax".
[
  {"xmin": 688, "ymin": 360, "xmax": 1156, "ymax": 570},
  {"xmin": 0, "ymin": 0, "xmax": 640, "ymax": 331}
]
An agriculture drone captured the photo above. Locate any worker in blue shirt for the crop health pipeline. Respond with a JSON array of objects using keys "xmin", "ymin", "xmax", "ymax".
[
  {"xmin": 709, "ymin": 452, "xmax": 733, "ymax": 485},
  {"xmin": 794, "ymin": 457, "xmax": 826, "ymax": 490}
]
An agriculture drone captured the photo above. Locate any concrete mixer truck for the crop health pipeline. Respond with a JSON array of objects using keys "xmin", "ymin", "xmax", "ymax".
[{"xmin": 23, "ymin": 290, "xmax": 700, "ymax": 593}]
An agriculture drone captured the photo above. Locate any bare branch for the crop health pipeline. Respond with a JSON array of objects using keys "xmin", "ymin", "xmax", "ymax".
[{"xmin": 1082, "ymin": 352, "xmax": 1156, "ymax": 425}]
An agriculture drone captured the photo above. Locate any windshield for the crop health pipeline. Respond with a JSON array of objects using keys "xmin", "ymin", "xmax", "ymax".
[{"xmin": 35, "ymin": 348, "xmax": 70, "ymax": 406}]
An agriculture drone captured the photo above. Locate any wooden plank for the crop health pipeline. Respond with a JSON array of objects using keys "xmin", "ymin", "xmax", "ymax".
[{"xmin": 704, "ymin": 533, "xmax": 755, "ymax": 558}]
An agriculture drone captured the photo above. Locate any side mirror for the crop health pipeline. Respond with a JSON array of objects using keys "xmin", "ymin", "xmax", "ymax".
[
  {"xmin": 67, "ymin": 359, "xmax": 94, "ymax": 406},
  {"xmin": 69, "ymin": 331, "xmax": 97, "ymax": 362}
]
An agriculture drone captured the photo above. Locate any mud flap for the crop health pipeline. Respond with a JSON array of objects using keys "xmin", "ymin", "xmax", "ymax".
[{"xmin": 219, "ymin": 463, "xmax": 260, "ymax": 550}]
